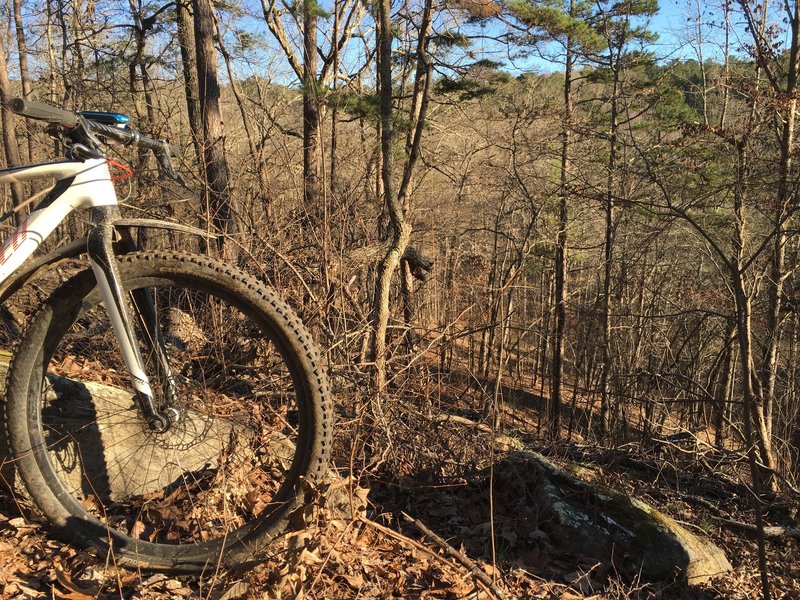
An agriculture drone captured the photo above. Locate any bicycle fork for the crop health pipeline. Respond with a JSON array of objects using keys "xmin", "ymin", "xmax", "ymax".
[{"xmin": 86, "ymin": 206, "xmax": 177, "ymax": 432}]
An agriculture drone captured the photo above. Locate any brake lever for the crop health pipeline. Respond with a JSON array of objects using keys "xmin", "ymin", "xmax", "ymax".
[
  {"xmin": 66, "ymin": 143, "xmax": 104, "ymax": 161},
  {"xmin": 155, "ymin": 142, "xmax": 188, "ymax": 188}
]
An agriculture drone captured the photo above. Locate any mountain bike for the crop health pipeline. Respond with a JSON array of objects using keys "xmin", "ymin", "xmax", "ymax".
[{"xmin": 0, "ymin": 98, "xmax": 332, "ymax": 572}]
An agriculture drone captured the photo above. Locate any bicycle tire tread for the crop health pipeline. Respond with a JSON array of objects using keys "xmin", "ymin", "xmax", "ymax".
[{"xmin": 3, "ymin": 251, "xmax": 332, "ymax": 573}]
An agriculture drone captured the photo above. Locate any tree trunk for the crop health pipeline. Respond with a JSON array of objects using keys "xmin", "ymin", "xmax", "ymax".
[
  {"xmin": 303, "ymin": 1, "xmax": 321, "ymax": 220},
  {"xmin": 720, "ymin": 0, "xmax": 731, "ymax": 128},
  {"xmin": 0, "ymin": 36, "xmax": 25, "ymax": 224},
  {"xmin": 759, "ymin": 55, "xmax": 798, "ymax": 467},
  {"xmin": 599, "ymin": 101, "xmax": 617, "ymax": 437},
  {"xmin": 396, "ymin": 0, "xmax": 433, "ymax": 352},
  {"xmin": 176, "ymin": 0, "xmax": 203, "ymax": 171},
  {"xmin": 45, "ymin": 0, "xmax": 58, "ymax": 104},
  {"xmin": 551, "ymin": 18, "xmax": 574, "ymax": 438},
  {"xmin": 127, "ymin": 0, "xmax": 156, "ymax": 177},
  {"xmin": 12, "ymin": 0, "xmax": 32, "ymax": 164},
  {"xmin": 12, "ymin": 0, "xmax": 32, "ymax": 100},
  {"xmin": 193, "ymin": 0, "xmax": 235, "ymax": 258},
  {"xmin": 369, "ymin": 0, "xmax": 408, "ymax": 397},
  {"xmin": 715, "ymin": 321, "xmax": 736, "ymax": 448},
  {"xmin": 731, "ymin": 138, "xmax": 771, "ymax": 600}
]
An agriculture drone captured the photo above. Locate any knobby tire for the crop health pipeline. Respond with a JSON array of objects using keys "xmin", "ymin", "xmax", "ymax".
[{"xmin": 3, "ymin": 252, "xmax": 332, "ymax": 572}]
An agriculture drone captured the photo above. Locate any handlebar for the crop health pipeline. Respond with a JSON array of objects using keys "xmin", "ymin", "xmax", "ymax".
[
  {"xmin": 87, "ymin": 119, "xmax": 180, "ymax": 157},
  {"xmin": 9, "ymin": 97, "xmax": 79, "ymax": 127},
  {"xmin": 8, "ymin": 97, "xmax": 183, "ymax": 182}
]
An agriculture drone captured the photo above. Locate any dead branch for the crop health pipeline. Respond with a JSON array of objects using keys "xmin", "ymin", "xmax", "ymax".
[
  {"xmin": 356, "ymin": 515, "xmax": 490, "ymax": 592},
  {"xmin": 715, "ymin": 517, "xmax": 800, "ymax": 542},
  {"xmin": 401, "ymin": 511, "xmax": 516, "ymax": 600}
]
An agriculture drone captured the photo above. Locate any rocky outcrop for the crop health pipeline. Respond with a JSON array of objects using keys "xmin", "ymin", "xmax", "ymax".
[{"xmin": 515, "ymin": 450, "xmax": 731, "ymax": 583}]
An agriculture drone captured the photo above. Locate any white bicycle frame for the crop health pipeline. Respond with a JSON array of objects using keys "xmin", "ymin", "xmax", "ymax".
[
  {"xmin": 0, "ymin": 158, "xmax": 116, "ymax": 282},
  {"xmin": 0, "ymin": 157, "xmax": 171, "ymax": 428}
]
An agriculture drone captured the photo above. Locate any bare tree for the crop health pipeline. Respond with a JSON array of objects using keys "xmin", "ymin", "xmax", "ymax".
[
  {"xmin": 0, "ymin": 35, "xmax": 24, "ymax": 223},
  {"xmin": 192, "ymin": 0, "xmax": 235, "ymax": 256},
  {"xmin": 260, "ymin": 0, "xmax": 366, "ymax": 222},
  {"xmin": 12, "ymin": 0, "xmax": 32, "ymax": 163},
  {"xmin": 369, "ymin": 0, "xmax": 435, "ymax": 398}
]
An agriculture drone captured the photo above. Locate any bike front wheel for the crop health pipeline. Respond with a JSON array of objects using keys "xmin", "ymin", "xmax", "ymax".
[{"xmin": 4, "ymin": 251, "xmax": 332, "ymax": 572}]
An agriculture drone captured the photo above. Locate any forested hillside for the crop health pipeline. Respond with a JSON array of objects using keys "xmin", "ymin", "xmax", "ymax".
[{"xmin": 0, "ymin": 0, "xmax": 799, "ymax": 598}]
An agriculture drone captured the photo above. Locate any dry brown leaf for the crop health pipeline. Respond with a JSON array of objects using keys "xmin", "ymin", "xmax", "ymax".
[
  {"xmin": 164, "ymin": 579, "xmax": 186, "ymax": 591},
  {"xmin": 15, "ymin": 582, "xmax": 46, "ymax": 597},
  {"xmin": 342, "ymin": 572, "xmax": 364, "ymax": 590},
  {"xmin": 130, "ymin": 520, "xmax": 146, "ymax": 540},
  {"xmin": 53, "ymin": 563, "xmax": 100, "ymax": 600},
  {"xmin": 53, "ymin": 590, "xmax": 94, "ymax": 600},
  {"xmin": 299, "ymin": 548, "xmax": 323, "ymax": 564},
  {"xmin": 117, "ymin": 572, "xmax": 140, "ymax": 586},
  {"xmin": 7, "ymin": 517, "xmax": 35, "ymax": 529},
  {"xmin": 167, "ymin": 585, "xmax": 193, "ymax": 597},
  {"xmin": 212, "ymin": 580, "xmax": 249, "ymax": 600}
]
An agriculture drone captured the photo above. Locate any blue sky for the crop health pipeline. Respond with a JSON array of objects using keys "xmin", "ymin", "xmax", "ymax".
[
  {"xmin": 649, "ymin": 0, "xmax": 727, "ymax": 62},
  {"xmin": 649, "ymin": 0, "xmax": 772, "ymax": 65},
  {"xmin": 650, "ymin": 0, "xmax": 698, "ymax": 59},
  {"xmin": 508, "ymin": 0, "xmax": 744, "ymax": 74},
  {"xmin": 212, "ymin": 0, "xmax": 753, "ymax": 84}
]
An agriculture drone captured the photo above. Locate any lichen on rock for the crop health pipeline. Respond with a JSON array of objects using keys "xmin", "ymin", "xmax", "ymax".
[{"xmin": 511, "ymin": 450, "xmax": 731, "ymax": 583}]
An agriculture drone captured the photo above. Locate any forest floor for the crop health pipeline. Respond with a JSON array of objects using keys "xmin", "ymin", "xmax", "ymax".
[
  {"xmin": 0, "ymin": 430, "xmax": 798, "ymax": 599},
  {"xmin": 0, "ymin": 365, "xmax": 798, "ymax": 599}
]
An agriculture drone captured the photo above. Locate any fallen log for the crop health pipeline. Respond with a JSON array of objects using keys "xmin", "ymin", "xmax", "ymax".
[{"xmin": 716, "ymin": 517, "xmax": 800, "ymax": 542}]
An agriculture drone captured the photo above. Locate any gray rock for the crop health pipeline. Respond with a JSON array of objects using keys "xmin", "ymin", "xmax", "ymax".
[{"xmin": 516, "ymin": 450, "xmax": 731, "ymax": 583}]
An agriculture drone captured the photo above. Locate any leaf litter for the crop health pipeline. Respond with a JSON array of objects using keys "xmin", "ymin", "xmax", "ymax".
[{"xmin": 1, "ymin": 405, "xmax": 799, "ymax": 599}]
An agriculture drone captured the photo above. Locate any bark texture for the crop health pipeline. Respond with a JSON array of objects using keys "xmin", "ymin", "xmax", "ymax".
[{"xmin": 193, "ymin": 0, "xmax": 235, "ymax": 257}]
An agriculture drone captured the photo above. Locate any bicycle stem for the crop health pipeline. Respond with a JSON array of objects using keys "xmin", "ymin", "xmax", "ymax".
[{"xmin": 86, "ymin": 205, "xmax": 170, "ymax": 432}]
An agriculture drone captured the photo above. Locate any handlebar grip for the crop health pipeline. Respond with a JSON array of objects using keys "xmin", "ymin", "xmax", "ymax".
[
  {"xmin": 8, "ymin": 97, "xmax": 78, "ymax": 127},
  {"xmin": 88, "ymin": 120, "xmax": 136, "ymax": 144},
  {"xmin": 89, "ymin": 120, "xmax": 184, "ymax": 182}
]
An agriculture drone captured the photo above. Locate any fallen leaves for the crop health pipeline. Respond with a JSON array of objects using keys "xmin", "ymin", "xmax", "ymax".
[
  {"xmin": 53, "ymin": 560, "xmax": 101, "ymax": 599},
  {"xmin": 51, "ymin": 355, "xmax": 122, "ymax": 386},
  {"xmin": 0, "ymin": 442, "xmax": 798, "ymax": 600}
]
